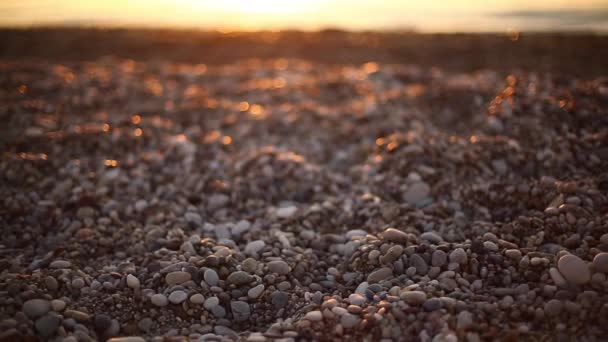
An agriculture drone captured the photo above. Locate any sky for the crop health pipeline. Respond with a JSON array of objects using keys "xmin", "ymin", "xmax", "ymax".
[{"xmin": 1, "ymin": 0, "xmax": 608, "ymax": 32}]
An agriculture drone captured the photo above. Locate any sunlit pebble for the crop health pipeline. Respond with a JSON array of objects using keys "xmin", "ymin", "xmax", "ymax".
[
  {"xmin": 221, "ymin": 136, "xmax": 232, "ymax": 145},
  {"xmin": 17, "ymin": 84, "xmax": 27, "ymax": 95},
  {"xmin": 102, "ymin": 124, "xmax": 110, "ymax": 132},
  {"xmin": 239, "ymin": 101, "xmax": 250, "ymax": 112},
  {"xmin": 363, "ymin": 62, "xmax": 379, "ymax": 74},
  {"xmin": 249, "ymin": 104, "xmax": 264, "ymax": 118},
  {"xmin": 104, "ymin": 159, "xmax": 118, "ymax": 167},
  {"xmin": 131, "ymin": 115, "xmax": 142, "ymax": 125},
  {"xmin": 134, "ymin": 128, "xmax": 143, "ymax": 137},
  {"xmin": 273, "ymin": 77, "xmax": 286, "ymax": 88}
]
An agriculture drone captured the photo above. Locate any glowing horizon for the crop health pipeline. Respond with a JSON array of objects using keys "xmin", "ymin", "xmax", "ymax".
[{"xmin": 1, "ymin": 0, "xmax": 608, "ymax": 32}]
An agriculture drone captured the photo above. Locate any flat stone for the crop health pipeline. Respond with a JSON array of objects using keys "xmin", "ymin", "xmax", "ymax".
[
  {"xmin": 384, "ymin": 245, "xmax": 403, "ymax": 263},
  {"xmin": 305, "ymin": 310, "xmax": 323, "ymax": 321},
  {"xmin": 150, "ymin": 294, "xmax": 168, "ymax": 307},
  {"xmin": 248, "ymin": 284, "xmax": 265, "ymax": 299},
  {"xmin": 168, "ymin": 290, "xmax": 188, "ymax": 304},
  {"xmin": 190, "ymin": 294, "xmax": 205, "ymax": 304},
  {"xmin": 422, "ymin": 298, "xmax": 442, "ymax": 311},
  {"xmin": 505, "ymin": 249, "xmax": 522, "ymax": 260},
  {"xmin": 549, "ymin": 267, "xmax": 567, "ymax": 288},
  {"xmin": 557, "ymin": 254, "xmax": 590, "ymax": 285},
  {"xmin": 348, "ymin": 293, "xmax": 367, "ymax": 306},
  {"xmin": 211, "ymin": 305, "xmax": 226, "ymax": 318},
  {"xmin": 367, "ymin": 267, "xmax": 392, "ymax": 283},
  {"xmin": 400, "ymin": 291, "xmax": 427, "ymax": 305},
  {"xmin": 49, "ymin": 260, "xmax": 71, "ymax": 269},
  {"xmin": 483, "ymin": 241, "xmax": 499, "ymax": 252},
  {"xmin": 204, "ymin": 269, "xmax": 219, "ymax": 286},
  {"xmin": 457, "ymin": 311, "xmax": 473, "ymax": 330},
  {"xmin": 271, "ymin": 291, "xmax": 289, "ymax": 309},
  {"xmin": 267, "ymin": 260, "xmax": 290, "ymax": 275},
  {"xmin": 432, "ymin": 250, "xmax": 447, "ymax": 267},
  {"xmin": 227, "ymin": 271, "xmax": 252, "ymax": 285},
  {"xmin": 50, "ymin": 300, "xmax": 65, "ymax": 312},
  {"xmin": 204, "ymin": 297, "xmax": 220, "ymax": 310},
  {"xmin": 420, "ymin": 232, "xmax": 443, "ymax": 244},
  {"xmin": 23, "ymin": 299, "xmax": 51, "ymax": 318},
  {"xmin": 383, "ymin": 228, "xmax": 408, "ymax": 243},
  {"xmin": 138, "ymin": 317, "xmax": 154, "ymax": 332},
  {"xmin": 592, "ymin": 253, "xmax": 608, "ymax": 273},
  {"xmin": 403, "ymin": 182, "xmax": 431, "ymax": 205},
  {"xmin": 242, "ymin": 258, "xmax": 258, "ymax": 273},
  {"xmin": 165, "ymin": 271, "xmax": 191, "ymax": 286},
  {"xmin": 340, "ymin": 313, "xmax": 360, "ymax": 328},
  {"xmin": 244, "ymin": 240, "xmax": 266, "ymax": 256},
  {"xmin": 214, "ymin": 325, "xmax": 236, "ymax": 336},
  {"xmin": 276, "ymin": 206, "xmax": 297, "ymax": 218},
  {"xmin": 64, "ymin": 309, "xmax": 90, "ymax": 321},
  {"xmin": 230, "ymin": 301, "xmax": 251, "ymax": 321},
  {"xmin": 126, "ymin": 274, "xmax": 140, "ymax": 289},
  {"xmin": 449, "ymin": 248, "xmax": 468, "ymax": 265},
  {"xmin": 410, "ymin": 254, "xmax": 428, "ymax": 275}
]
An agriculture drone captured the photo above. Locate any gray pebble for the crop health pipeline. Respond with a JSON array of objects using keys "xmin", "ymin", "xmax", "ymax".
[
  {"xmin": 271, "ymin": 291, "xmax": 289, "ymax": 308},
  {"xmin": 35, "ymin": 314, "xmax": 61, "ymax": 337},
  {"xmin": 230, "ymin": 301, "xmax": 251, "ymax": 321},
  {"xmin": 248, "ymin": 284, "xmax": 265, "ymax": 299},
  {"xmin": 367, "ymin": 267, "xmax": 392, "ymax": 283},
  {"xmin": 151, "ymin": 294, "xmax": 168, "ymax": 307},
  {"xmin": 168, "ymin": 290, "xmax": 188, "ymax": 304},
  {"xmin": 204, "ymin": 269, "xmax": 219, "ymax": 286},
  {"xmin": 23, "ymin": 299, "xmax": 51, "ymax": 318},
  {"xmin": 557, "ymin": 254, "xmax": 590, "ymax": 285},
  {"xmin": 383, "ymin": 228, "xmax": 408, "ymax": 243},
  {"xmin": 227, "ymin": 271, "xmax": 252, "ymax": 285},
  {"xmin": 432, "ymin": 250, "xmax": 447, "ymax": 267},
  {"xmin": 267, "ymin": 260, "xmax": 290, "ymax": 275},
  {"xmin": 165, "ymin": 271, "xmax": 191, "ymax": 286},
  {"xmin": 410, "ymin": 254, "xmax": 428, "ymax": 275},
  {"xmin": 449, "ymin": 248, "xmax": 468, "ymax": 265}
]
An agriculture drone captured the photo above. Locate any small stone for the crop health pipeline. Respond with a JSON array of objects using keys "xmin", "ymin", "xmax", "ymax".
[
  {"xmin": 457, "ymin": 311, "xmax": 473, "ymax": 330},
  {"xmin": 267, "ymin": 260, "xmax": 290, "ymax": 275},
  {"xmin": 35, "ymin": 314, "xmax": 61, "ymax": 337},
  {"xmin": 557, "ymin": 254, "xmax": 590, "ymax": 285},
  {"xmin": 49, "ymin": 260, "xmax": 71, "ymax": 269},
  {"xmin": 44, "ymin": 276, "xmax": 59, "ymax": 291},
  {"xmin": 190, "ymin": 294, "xmax": 205, "ymax": 304},
  {"xmin": 384, "ymin": 245, "xmax": 403, "ymax": 263},
  {"xmin": 423, "ymin": 298, "xmax": 442, "ymax": 311},
  {"xmin": 211, "ymin": 305, "xmax": 226, "ymax": 318},
  {"xmin": 64, "ymin": 309, "xmax": 90, "ymax": 321},
  {"xmin": 242, "ymin": 258, "xmax": 258, "ymax": 273},
  {"xmin": 367, "ymin": 267, "xmax": 392, "ymax": 283},
  {"xmin": 421, "ymin": 232, "xmax": 443, "ymax": 244},
  {"xmin": 248, "ymin": 284, "xmax": 265, "ymax": 299},
  {"xmin": 201, "ymin": 297, "xmax": 218, "ymax": 312},
  {"xmin": 549, "ymin": 268, "xmax": 567, "ymax": 287},
  {"xmin": 432, "ymin": 250, "xmax": 447, "ymax": 267},
  {"xmin": 168, "ymin": 290, "xmax": 188, "ymax": 304},
  {"xmin": 22, "ymin": 299, "xmax": 51, "ymax": 318},
  {"xmin": 276, "ymin": 206, "xmax": 297, "ymax": 218},
  {"xmin": 271, "ymin": 291, "xmax": 289, "ymax": 308},
  {"xmin": 94, "ymin": 314, "xmax": 112, "ymax": 332},
  {"xmin": 410, "ymin": 254, "xmax": 428, "ymax": 275},
  {"xmin": 305, "ymin": 310, "xmax": 323, "ymax": 321},
  {"xmin": 544, "ymin": 299, "xmax": 563, "ymax": 317},
  {"xmin": 383, "ymin": 228, "xmax": 408, "ymax": 243},
  {"xmin": 449, "ymin": 248, "xmax": 468, "ymax": 264},
  {"xmin": 400, "ymin": 291, "xmax": 427, "ymax": 305},
  {"xmin": 230, "ymin": 301, "xmax": 251, "ymax": 321},
  {"xmin": 107, "ymin": 338, "xmax": 146, "ymax": 342},
  {"xmin": 138, "ymin": 317, "xmax": 154, "ymax": 332},
  {"xmin": 403, "ymin": 182, "xmax": 431, "ymax": 205},
  {"xmin": 227, "ymin": 271, "xmax": 252, "ymax": 285},
  {"xmin": 592, "ymin": 253, "xmax": 608, "ymax": 273},
  {"xmin": 245, "ymin": 240, "xmax": 266, "ymax": 256},
  {"xmin": 204, "ymin": 269, "xmax": 219, "ymax": 286},
  {"xmin": 505, "ymin": 249, "xmax": 522, "ymax": 260},
  {"xmin": 340, "ymin": 313, "xmax": 360, "ymax": 328},
  {"xmin": 483, "ymin": 241, "xmax": 499, "ymax": 252},
  {"xmin": 214, "ymin": 325, "xmax": 236, "ymax": 336},
  {"xmin": 126, "ymin": 275, "xmax": 140, "ymax": 289},
  {"xmin": 165, "ymin": 271, "xmax": 191, "ymax": 286},
  {"xmin": 50, "ymin": 299, "xmax": 66, "ymax": 312},
  {"xmin": 348, "ymin": 294, "xmax": 366, "ymax": 306},
  {"xmin": 151, "ymin": 294, "xmax": 168, "ymax": 307}
]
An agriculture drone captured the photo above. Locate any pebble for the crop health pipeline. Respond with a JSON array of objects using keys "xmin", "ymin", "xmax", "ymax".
[
  {"xmin": 367, "ymin": 267, "xmax": 392, "ymax": 283},
  {"xmin": 190, "ymin": 294, "xmax": 205, "ymax": 304},
  {"xmin": 204, "ymin": 269, "xmax": 219, "ymax": 286},
  {"xmin": 35, "ymin": 314, "xmax": 61, "ymax": 337},
  {"xmin": 384, "ymin": 245, "xmax": 403, "ymax": 263},
  {"xmin": 50, "ymin": 299, "xmax": 66, "ymax": 312},
  {"xmin": 348, "ymin": 293, "xmax": 367, "ymax": 305},
  {"xmin": 505, "ymin": 249, "xmax": 522, "ymax": 260},
  {"xmin": 204, "ymin": 297, "xmax": 220, "ymax": 310},
  {"xmin": 400, "ymin": 291, "xmax": 427, "ymax": 305},
  {"xmin": 410, "ymin": 254, "xmax": 428, "ymax": 275},
  {"xmin": 549, "ymin": 267, "xmax": 567, "ymax": 287},
  {"xmin": 432, "ymin": 250, "xmax": 447, "ymax": 267},
  {"xmin": 227, "ymin": 271, "xmax": 252, "ymax": 285},
  {"xmin": 276, "ymin": 206, "xmax": 297, "ymax": 218},
  {"xmin": 22, "ymin": 299, "xmax": 51, "ymax": 318},
  {"xmin": 305, "ymin": 310, "xmax": 323, "ymax": 321},
  {"xmin": 64, "ymin": 309, "xmax": 90, "ymax": 321},
  {"xmin": 403, "ymin": 182, "xmax": 431, "ymax": 205},
  {"xmin": 245, "ymin": 240, "xmax": 266, "ymax": 255},
  {"xmin": 557, "ymin": 254, "xmax": 590, "ymax": 285},
  {"xmin": 248, "ymin": 284, "xmax": 265, "ymax": 299},
  {"xmin": 242, "ymin": 258, "xmax": 258, "ymax": 273},
  {"xmin": 165, "ymin": 271, "xmax": 191, "ymax": 285},
  {"xmin": 107, "ymin": 338, "xmax": 146, "ymax": 342},
  {"xmin": 168, "ymin": 290, "xmax": 188, "ymax": 304},
  {"xmin": 271, "ymin": 291, "xmax": 289, "ymax": 308},
  {"xmin": 94, "ymin": 314, "xmax": 112, "ymax": 332},
  {"xmin": 49, "ymin": 260, "xmax": 71, "ymax": 269},
  {"xmin": 449, "ymin": 248, "xmax": 468, "ymax": 264},
  {"xmin": 151, "ymin": 294, "xmax": 169, "ymax": 307},
  {"xmin": 340, "ymin": 313, "xmax": 360, "ymax": 328},
  {"xmin": 267, "ymin": 260, "xmax": 290, "ymax": 275},
  {"xmin": 592, "ymin": 253, "xmax": 608, "ymax": 273},
  {"xmin": 483, "ymin": 241, "xmax": 499, "ymax": 252},
  {"xmin": 544, "ymin": 299, "xmax": 563, "ymax": 316},
  {"xmin": 383, "ymin": 228, "xmax": 408, "ymax": 243},
  {"xmin": 421, "ymin": 232, "xmax": 443, "ymax": 244},
  {"xmin": 126, "ymin": 274, "xmax": 140, "ymax": 289},
  {"xmin": 457, "ymin": 311, "xmax": 473, "ymax": 330},
  {"xmin": 230, "ymin": 301, "xmax": 251, "ymax": 321}
]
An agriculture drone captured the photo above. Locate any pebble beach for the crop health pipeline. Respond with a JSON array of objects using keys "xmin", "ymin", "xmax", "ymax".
[{"xmin": 1, "ymin": 29, "xmax": 608, "ymax": 341}]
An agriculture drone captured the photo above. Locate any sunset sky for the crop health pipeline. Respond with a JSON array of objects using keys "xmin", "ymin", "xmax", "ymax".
[{"xmin": 1, "ymin": 0, "xmax": 607, "ymax": 32}]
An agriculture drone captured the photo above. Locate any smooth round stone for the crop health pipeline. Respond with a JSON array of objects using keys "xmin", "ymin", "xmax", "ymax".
[
  {"xmin": 244, "ymin": 240, "xmax": 266, "ymax": 256},
  {"xmin": 49, "ymin": 260, "xmax": 71, "ymax": 269},
  {"xmin": 230, "ymin": 301, "xmax": 251, "ymax": 321},
  {"xmin": 422, "ymin": 298, "xmax": 442, "ymax": 311},
  {"xmin": 348, "ymin": 293, "xmax": 367, "ymax": 306},
  {"xmin": 44, "ymin": 276, "xmax": 59, "ymax": 291},
  {"xmin": 457, "ymin": 311, "xmax": 473, "ymax": 330},
  {"xmin": 227, "ymin": 271, "xmax": 252, "ymax": 285},
  {"xmin": 23, "ymin": 299, "xmax": 51, "ymax": 318},
  {"xmin": 400, "ymin": 291, "xmax": 427, "ymax": 305},
  {"xmin": 421, "ymin": 232, "xmax": 443, "ymax": 244},
  {"xmin": 384, "ymin": 245, "xmax": 403, "ymax": 263},
  {"xmin": 165, "ymin": 271, "xmax": 191, "ymax": 286},
  {"xmin": 549, "ymin": 267, "xmax": 567, "ymax": 288},
  {"xmin": 35, "ymin": 314, "xmax": 61, "ymax": 337},
  {"xmin": 242, "ymin": 258, "xmax": 258, "ymax": 273},
  {"xmin": 168, "ymin": 291, "xmax": 187, "ymax": 304},
  {"xmin": 150, "ymin": 294, "xmax": 168, "ymax": 307},
  {"xmin": 505, "ymin": 249, "xmax": 522, "ymax": 260},
  {"xmin": 305, "ymin": 310, "xmax": 323, "ymax": 321},
  {"xmin": 126, "ymin": 274, "xmax": 140, "ymax": 289},
  {"xmin": 276, "ymin": 206, "xmax": 297, "ymax": 218},
  {"xmin": 367, "ymin": 267, "xmax": 392, "ymax": 283},
  {"xmin": 449, "ymin": 248, "xmax": 468, "ymax": 264},
  {"xmin": 557, "ymin": 254, "xmax": 590, "ymax": 285},
  {"xmin": 50, "ymin": 299, "xmax": 66, "ymax": 312},
  {"xmin": 432, "ymin": 250, "xmax": 447, "ymax": 267},
  {"xmin": 190, "ymin": 294, "xmax": 205, "ymax": 304},
  {"xmin": 544, "ymin": 299, "xmax": 563, "ymax": 316},
  {"xmin": 211, "ymin": 305, "xmax": 226, "ymax": 318},
  {"xmin": 592, "ymin": 253, "xmax": 608, "ymax": 273},
  {"xmin": 94, "ymin": 314, "xmax": 112, "ymax": 332},
  {"xmin": 267, "ymin": 261, "xmax": 290, "ymax": 275},
  {"xmin": 403, "ymin": 182, "xmax": 431, "ymax": 205},
  {"xmin": 271, "ymin": 291, "xmax": 289, "ymax": 309},
  {"xmin": 248, "ymin": 284, "xmax": 265, "ymax": 299},
  {"xmin": 204, "ymin": 269, "xmax": 219, "ymax": 286},
  {"xmin": 483, "ymin": 241, "xmax": 499, "ymax": 252},
  {"xmin": 71, "ymin": 278, "xmax": 85, "ymax": 289},
  {"xmin": 138, "ymin": 317, "xmax": 154, "ymax": 332},
  {"xmin": 383, "ymin": 228, "xmax": 408, "ymax": 243},
  {"xmin": 410, "ymin": 254, "xmax": 428, "ymax": 275},
  {"xmin": 204, "ymin": 296, "xmax": 220, "ymax": 310},
  {"xmin": 340, "ymin": 313, "xmax": 360, "ymax": 328}
]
